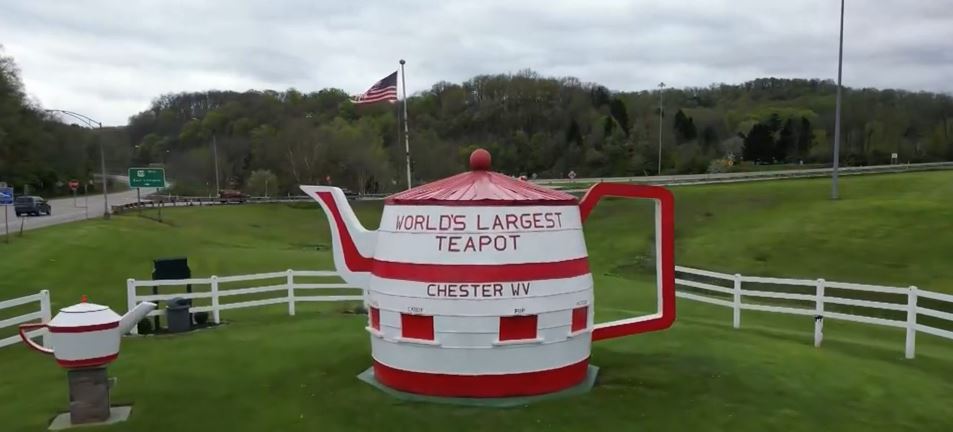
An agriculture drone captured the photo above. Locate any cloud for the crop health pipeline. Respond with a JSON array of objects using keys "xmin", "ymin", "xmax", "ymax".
[{"xmin": 1, "ymin": 0, "xmax": 950, "ymax": 125}]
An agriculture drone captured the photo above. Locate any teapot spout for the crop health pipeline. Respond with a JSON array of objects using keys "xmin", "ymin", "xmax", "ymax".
[
  {"xmin": 119, "ymin": 302, "xmax": 157, "ymax": 334},
  {"xmin": 299, "ymin": 186, "xmax": 375, "ymax": 289}
]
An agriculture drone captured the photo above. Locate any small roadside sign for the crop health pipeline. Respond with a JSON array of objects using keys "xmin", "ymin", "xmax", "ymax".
[
  {"xmin": 128, "ymin": 167, "xmax": 166, "ymax": 188},
  {"xmin": 68, "ymin": 180, "xmax": 80, "ymax": 191},
  {"xmin": 0, "ymin": 187, "xmax": 13, "ymax": 206}
]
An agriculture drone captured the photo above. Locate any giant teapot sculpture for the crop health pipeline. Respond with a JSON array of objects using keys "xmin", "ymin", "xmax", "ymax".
[{"xmin": 301, "ymin": 149, "xmax": 675, "ymax": 397}]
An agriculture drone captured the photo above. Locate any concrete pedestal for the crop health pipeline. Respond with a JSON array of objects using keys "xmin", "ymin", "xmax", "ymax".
[
  {"xmin": 49, "ymin": 406, "xmax": 132, "ymax": 431},
  {"xmin": 67, "ymin": 367, "xmax": 111, "ymax": 424},
  {"xmin": 47, "ymin": 368, "xmax": 133, "ymax": 430}
]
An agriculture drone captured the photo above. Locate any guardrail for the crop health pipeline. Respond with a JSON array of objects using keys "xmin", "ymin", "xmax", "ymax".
[
  {"xmin": 111, "ymin": 194, "xmax": 391, "ymax": 214},
  {"xmin": 126, "ymin": 270, "xmax": 363, "ymax": 334},
  {"xmin": 109, "ymin": 162, "xmax": 953, "ymax": 214},
  {"xmin": 0, "ymin": 290, "xmax": 51, "ymax": 348},
  {"xmin": 534, "ymin": 161, "xmax": 953, "ymax": 187},
  {"xmin": 674, "ymin": 266, "xmax": 953, "ymax": 359}
]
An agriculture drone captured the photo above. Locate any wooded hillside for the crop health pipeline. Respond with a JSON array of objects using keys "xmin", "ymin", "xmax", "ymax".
[{"xmin": 3, "ymin": 47, "xmax": 952, "ymax": 196}]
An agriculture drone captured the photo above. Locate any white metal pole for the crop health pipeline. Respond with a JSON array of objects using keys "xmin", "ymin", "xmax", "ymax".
[
  {"xmin": 832, "ymin": 0, "xmax": 845, "ymax": 200},
  {"xmin": 400, "ymin": 59, "xmax": 412, "ymax": 190}
]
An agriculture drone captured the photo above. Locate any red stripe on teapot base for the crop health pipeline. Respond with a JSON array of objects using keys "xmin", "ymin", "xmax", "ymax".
[
  {"xmin": 371, "ymin": 257, "xmax": 590, "ymax": 283},
  {"xmin": 372, "ymin": 358, "xmax": 589, "ymax": 397},
  {"xmin": 55, "ymin": 353, "xmax": 118, "ymax": 369}
]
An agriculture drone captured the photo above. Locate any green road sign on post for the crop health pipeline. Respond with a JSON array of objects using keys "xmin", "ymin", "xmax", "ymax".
[{"xmin": 128, "ymin": 168, "xmax": 166, "ymax": 188}]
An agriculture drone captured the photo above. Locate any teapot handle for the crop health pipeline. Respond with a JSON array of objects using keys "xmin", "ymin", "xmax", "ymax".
[
  {"xmin": 578, "ymin": 182, "xmax": 676, "ymax": 341},
  {"xmin": 19, "ymin": 323, "xmax": 53, "ymax": 355}
]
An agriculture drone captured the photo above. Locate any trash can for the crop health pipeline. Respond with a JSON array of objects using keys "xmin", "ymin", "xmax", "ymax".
[{"xmin": 166, "ymin": 297, "xmax": 192, "ymax": 333}]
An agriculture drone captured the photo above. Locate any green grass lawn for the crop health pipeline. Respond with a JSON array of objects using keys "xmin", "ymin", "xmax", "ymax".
[{"xmin": 1, "ymin": 172, "xmax": 952, "ymax": 431}]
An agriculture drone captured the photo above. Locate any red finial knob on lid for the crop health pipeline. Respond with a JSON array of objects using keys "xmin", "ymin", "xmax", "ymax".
[{"xmin": 469, "ymin": 148, "xmax": 491, "ymax": 171}]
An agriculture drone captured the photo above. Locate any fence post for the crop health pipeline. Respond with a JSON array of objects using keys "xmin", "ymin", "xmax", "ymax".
[
  {"xmin": 210, "ymin": 275, "xmax": 221, "ymax": 324},
  {"xmin": 39, "ymin": 290, "xmax": 51, "ymax": 345},
  {"xmin": 126, "ymin": 279, "xmax": 138, "ymax": 335},
  {"xmin": 905, "ymin": 286, "xmax": 917, "ymax": 359},
  {"xmin": 287, "ymin": 269, "xmax": 296, "ymax": 316},
  {"xmin": 732, "ymin": 274, "xmax": 742, "ymax": 329},
  {"xmin": 814, "ymin": 279, "xmax": 825, "ymax": 348}
]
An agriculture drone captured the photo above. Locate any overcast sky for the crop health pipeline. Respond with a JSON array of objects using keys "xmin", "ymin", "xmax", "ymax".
[{"xmin": 1, "ymin": 0, "xmax": 951, "ymax": 126}]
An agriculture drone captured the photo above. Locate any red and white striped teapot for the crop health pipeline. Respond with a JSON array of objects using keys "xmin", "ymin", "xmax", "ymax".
[
  {"xmin": 19, "ymin": 296, "xmax": 156, "ymax": 369},
  {"xmin": 301, "ymin": 149, "xmax": 675, "ymax": 397}
]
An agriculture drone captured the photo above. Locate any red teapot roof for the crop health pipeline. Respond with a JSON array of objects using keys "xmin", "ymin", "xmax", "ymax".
[{"xmin": 385, "ymin": 149, "xmax": 577, "ymax": 206}]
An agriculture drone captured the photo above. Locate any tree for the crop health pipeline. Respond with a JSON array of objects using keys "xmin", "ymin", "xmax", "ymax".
[
  {"xmin": 608, "ymin": 98, "xmax": 631, "ymax": 137},
  {"xmin": 719, "ymin": 136, "xmax": 745, "ymax": 161},
  {"xmin": 673, "ymin": 109, "xmax": 697, "ymax": 143},
  {"xmin": 743, "ymin": 123, "xmax": 775, "ymax": 162},
  {"xmin": 776, "ymin": 118, "xmax": 795, "ymax": 161},
  {"xmin": 245, "ymin": 169, "xmax": 279, "ymax": 196},
  {"xmin": 796, "ymin": 117, "xmax": 814, "ymax": 160}
]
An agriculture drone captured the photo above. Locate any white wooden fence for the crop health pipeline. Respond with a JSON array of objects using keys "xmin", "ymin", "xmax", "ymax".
[
  {"xmin": 5, "ymin": 266, "xmax": 953, "ymax": 360},
  {"xmin": 126, "ymin": 270, "xmax": 362, "ymax": 334},
  {"xmin": 0, "ymin": 290, "xmax": 51, "ymax": 348},
  {"xmin": 674, "ymin": 266, "xmax": 953, "ymax": 359}
]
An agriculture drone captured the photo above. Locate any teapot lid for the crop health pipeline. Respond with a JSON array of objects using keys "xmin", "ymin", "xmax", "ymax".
[
  {"xmin": 385, "ymin": 149, "xmax": 577, "ymax": 206},
  {"xmin": 49, "ymin": 296, "xmax": 120, "ymax": 329},
  {"xmin": 60, "ymin": 302, "xmax": 110, "ymax": 313},
  {"xmin": 60, "ymin": 295, "xmax": 109, "ymax": 313}
]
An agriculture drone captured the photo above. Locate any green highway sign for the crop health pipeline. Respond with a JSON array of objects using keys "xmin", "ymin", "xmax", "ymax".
[{"xmin": 128, "ymin": 167, "xmax": 166, "ymax": 188}]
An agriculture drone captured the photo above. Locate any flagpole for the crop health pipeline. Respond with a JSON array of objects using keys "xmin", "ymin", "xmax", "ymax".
[{"xmin": 400, "ymin": 59, "xmax": 412, "ymax": 190}]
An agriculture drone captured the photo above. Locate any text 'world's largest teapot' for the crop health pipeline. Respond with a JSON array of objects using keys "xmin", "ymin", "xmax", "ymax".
[{"xmin": 301, "ymin": 149, "xmax": 675, "ymax": 398}]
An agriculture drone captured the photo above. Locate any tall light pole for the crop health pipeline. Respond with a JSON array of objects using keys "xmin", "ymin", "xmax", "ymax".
[
  {"xmin": 212, "ymin": 133, "xmax": 220, "ymax": 193},
  {"xmin": 192, "ymin": 116, "xmax": 220, "ymax": 193},
  {"xmin": 658, "ymin": 82, "xmax": 665, "ymax": 175},
  {"xmin": 45, "ymin": 109, "xmax": 110, "ymax": 219},
  {"xmin": 831, "ymin": 0, "xmax": 845, "ymax": 200}
]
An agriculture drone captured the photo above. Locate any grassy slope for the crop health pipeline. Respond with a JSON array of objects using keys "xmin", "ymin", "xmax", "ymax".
[{"xmin": 1, "ymin": 172, "xmax": 952, "ymax": 431}]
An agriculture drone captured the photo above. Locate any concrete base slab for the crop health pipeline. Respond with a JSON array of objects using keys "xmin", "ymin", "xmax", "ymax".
[
  {"xmin": 49, "ymin": 405, "xmax": 133, "ymax": 430},
  {"xmin": 358, "ymin": 365, "xmax": 599, "ymax": 408}
]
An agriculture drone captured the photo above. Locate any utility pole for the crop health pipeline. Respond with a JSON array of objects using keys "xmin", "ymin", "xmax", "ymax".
[
  {"xmin": 44, "ymin": 109, "xmax": 109, "ymax": 219},
  {"xmin": 212, "ymin": 133, "xmax": 221, "ymax": 193},
  {"xmin": 399, "ymin": 59, "xmax": 412, "ymax": 190},
  {"xmin": 98, "ymin": 123, "xmax": 109, "ymax": 219},
  {"xmin": 658, "ymin": 82, "xmax": 665, "ymax": 175},
  {"xmin": 832, "ymin": 0, "xmax": 845, "ymax": 200}
]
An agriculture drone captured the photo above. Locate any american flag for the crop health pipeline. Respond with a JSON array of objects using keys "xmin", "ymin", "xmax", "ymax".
[{"xmin": 352, "ymin": 71, "xmax": 398, "ymax": 104}]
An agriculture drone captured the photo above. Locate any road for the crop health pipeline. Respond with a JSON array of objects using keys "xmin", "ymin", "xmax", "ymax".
[{"xmin": 0, "ymin": 177, "xmax": 162, "ymax": 235}]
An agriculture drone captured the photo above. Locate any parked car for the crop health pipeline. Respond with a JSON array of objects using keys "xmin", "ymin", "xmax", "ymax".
[
  {"xmin": 15, "ymin": 196, "xmax": 52, "ymax": 216},
  {"xmin": 218, "ymin": 189, "xmax": 247, "ymax": 204},
  {"xmin": 340, "ymin": 188, "xmax": 359, "ymax": 200}
]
